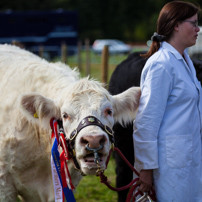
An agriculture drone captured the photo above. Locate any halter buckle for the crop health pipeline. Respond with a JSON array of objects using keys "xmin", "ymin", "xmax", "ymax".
[
  {"xmin": 104, "ymin": 125, "xmax": 113, "ymax": 136},
  {"xmin": 70, "ymin": 129, "xmax": 77, "ymax": 141}
]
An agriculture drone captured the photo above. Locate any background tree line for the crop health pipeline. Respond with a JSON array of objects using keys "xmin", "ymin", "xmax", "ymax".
[{"xmin": 0, "ymin": 0, "xmax": 201, "ymax": 43}]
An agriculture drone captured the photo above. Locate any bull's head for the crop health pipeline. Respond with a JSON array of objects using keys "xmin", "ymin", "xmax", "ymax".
[{"xmin": 19, "ymin": 79, "xmax": 140, "ymax": 176}]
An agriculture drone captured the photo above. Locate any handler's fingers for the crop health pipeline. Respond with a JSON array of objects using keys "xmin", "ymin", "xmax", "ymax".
[
  {"xmin": 137, "ymin": 169, "xmax": 153, "ymax": 193},
  {"xmin": 138, "ymin": 182, "xmax": 151, "ymax": 193}
]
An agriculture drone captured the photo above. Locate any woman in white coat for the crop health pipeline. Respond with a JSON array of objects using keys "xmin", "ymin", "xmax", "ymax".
[{"xmin": 133, "ymin": 1, "xmax": 202, "ymax": 201}]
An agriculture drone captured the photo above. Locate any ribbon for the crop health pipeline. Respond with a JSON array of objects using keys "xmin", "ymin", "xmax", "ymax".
[
  {"xmin": 51, "ymin": 138, "xmax": 64, "ymax": 202},
  {"xmin": 60, "ymin": 133, "xmax": 75, "ymax": 190},
  {"xmin": 51, "ymin": 119, "xmax": 76, "ymax": 202},
  {"xmin": 51, "ymin": 155, "xmax": 63, "ymax": 202}
]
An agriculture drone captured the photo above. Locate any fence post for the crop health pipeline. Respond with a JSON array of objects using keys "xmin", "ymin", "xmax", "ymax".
[
  {"xmin": 77, "ymin": 40, "xmax": 82, "ymax": 72},
  {"xmin": 61, "ymin": 43, "xmax": 67, "ymax": 64},
  {"xmin": 101, "ymin": 45, "xmax": 109, "ymax": 84},
  {"xmin": 39, "ymin": 45, "xmax": 44, "ymax": 58},
  {"xmin": 11, "ymin": 40, "xmax": 24, "ymax": 49},
  {"xmin": 85, "ymin": 38, "xmax": 90, "ymax": 76}
]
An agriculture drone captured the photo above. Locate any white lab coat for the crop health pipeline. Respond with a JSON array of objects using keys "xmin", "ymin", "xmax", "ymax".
[{"xmin": 133, "ymin": 42, "xmax": 202, "ymax": 202}]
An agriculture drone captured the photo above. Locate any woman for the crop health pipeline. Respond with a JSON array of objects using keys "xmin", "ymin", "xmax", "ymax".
[{"xmin": 133, "ymin": 1, "xmax": 202, "ymax": 201}]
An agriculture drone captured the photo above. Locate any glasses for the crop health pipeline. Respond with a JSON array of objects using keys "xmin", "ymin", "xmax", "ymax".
[{"xmin": 182, "ymin": 20, "xmax": 198, "ymax": 27}]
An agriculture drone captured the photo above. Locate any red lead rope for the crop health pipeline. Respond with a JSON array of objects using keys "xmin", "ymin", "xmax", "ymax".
[{"xmin": 98, "ymin": 147, "xmax": 156, "ymax": 202}]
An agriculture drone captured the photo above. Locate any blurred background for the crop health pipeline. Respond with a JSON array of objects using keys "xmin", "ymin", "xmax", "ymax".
[
  {"xmin": 1, "ymin": 0, "xmax": 202, "ymax": 62},
  {"xmin": 0, "ymin": 0, "xmax": 172, "ymax": 44},
  {"xmin": 1, "ymin": 0, "xmax": 200, "ymax": 201}
]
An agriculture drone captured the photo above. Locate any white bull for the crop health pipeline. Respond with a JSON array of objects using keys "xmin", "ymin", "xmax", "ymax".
[{"xmin": 0, "ymin": 44, "xmax": 140, "ymax": 202}]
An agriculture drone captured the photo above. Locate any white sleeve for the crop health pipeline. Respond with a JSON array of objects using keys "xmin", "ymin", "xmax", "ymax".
[{"xmin": 133, "ymin": 62, "xmax": 172, "ymax": 171}]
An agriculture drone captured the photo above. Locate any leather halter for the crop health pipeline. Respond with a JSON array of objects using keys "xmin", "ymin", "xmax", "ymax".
[
  {"xmin": 59, "ymin": 116, "xmax": 114, "ymax": 175},
  {"xmin": 69, "ymin": 116, "xmax": 114, "ymax": 145}
]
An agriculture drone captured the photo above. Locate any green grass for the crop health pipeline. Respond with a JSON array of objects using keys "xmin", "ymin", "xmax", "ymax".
[{"xmin": 74, "ymin": 156, "xmax": 118, "ymax": 202}]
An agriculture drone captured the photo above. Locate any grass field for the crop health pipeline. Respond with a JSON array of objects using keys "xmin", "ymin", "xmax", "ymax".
[{"xmin": 74, "ymin": 156, "xmax": 118, "ymax": 202}]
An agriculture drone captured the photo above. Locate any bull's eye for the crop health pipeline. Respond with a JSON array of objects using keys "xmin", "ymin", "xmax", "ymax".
[
  {"xmin": 63, "ymin": 112, "xmax": 69, "ymax": 119},
  {"xmin": 105, "ymin": 108, "xmax": 113, "ymax": 116}
]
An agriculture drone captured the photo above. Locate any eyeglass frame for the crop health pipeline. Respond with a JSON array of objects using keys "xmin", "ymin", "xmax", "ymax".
[{"xmin": 182, "ymin": 20, "xmax": 199, "ymax": 27}]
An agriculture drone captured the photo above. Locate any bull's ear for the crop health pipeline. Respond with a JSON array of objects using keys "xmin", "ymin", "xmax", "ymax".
[
  {"xmin": 19, "ymin": 93, "xmax": 61, "ymax": 129},
  {"xmin": 112, "ymin": 87, "xmax": 141, "ymax": 126}
]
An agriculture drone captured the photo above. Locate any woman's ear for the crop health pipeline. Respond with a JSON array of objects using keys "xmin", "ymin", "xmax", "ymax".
[{"xmin": 174, "ymin": 22, "xmax": 180, "ymax": 31}]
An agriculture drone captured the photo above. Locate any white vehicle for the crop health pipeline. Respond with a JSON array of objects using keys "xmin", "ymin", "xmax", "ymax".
[{"xmin": 92, "ymin": 39, "xmax": 131, "ymax": 54}]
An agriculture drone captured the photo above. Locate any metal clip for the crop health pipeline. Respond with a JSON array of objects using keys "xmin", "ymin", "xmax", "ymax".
[
  {"xmin": 96, "ymin": 162, "xmax": 103, "ymax": 175},
  {"xmin": 85, "ymin": 143, "xmax": 103, "ymax": 163},
  {"xmin": 136, "ymin": 192, "xmax": 154, "ymax": 202}
]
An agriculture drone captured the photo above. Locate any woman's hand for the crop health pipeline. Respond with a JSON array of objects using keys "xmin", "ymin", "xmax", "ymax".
[{"xmin": 137, "ymin": 169, "xmax": 153, "ymax": 193}]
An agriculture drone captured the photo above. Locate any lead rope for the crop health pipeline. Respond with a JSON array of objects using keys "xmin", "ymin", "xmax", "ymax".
[{"xmin": 96, "ymin": 147, "xmax": 156, "ymax": 202}]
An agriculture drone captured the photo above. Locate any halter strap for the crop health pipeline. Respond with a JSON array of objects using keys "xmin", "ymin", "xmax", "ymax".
[
  {"xmin": 58, "ymin": 116, "xmax": 114, "ymax": 175},
  {"xmin": 69, "ymin": 116, "xmax": 114, "ymax": 144}
]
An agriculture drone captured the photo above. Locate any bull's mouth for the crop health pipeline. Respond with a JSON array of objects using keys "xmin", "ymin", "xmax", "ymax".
[
  {"xmin": 77, "ymin": 143, "xmax": 109, "ymax": 174},
  {"xmin": 84, "ymin": 153, "xmax": 103, "ymax": 164},
  {"xmin": 79, "ymin": 151, "xmax": 108, "ymax": 175}
]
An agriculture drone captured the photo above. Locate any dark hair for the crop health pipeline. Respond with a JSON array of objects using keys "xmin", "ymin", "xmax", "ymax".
[{"xmin": 142, "ymin": 1, "xmax": 200, "ymax": 58}]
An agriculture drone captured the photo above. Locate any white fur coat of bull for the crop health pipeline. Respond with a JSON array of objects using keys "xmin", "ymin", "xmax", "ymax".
[{"xmin": 0, "ymin": 44, "xmax": 140, "ymax": 202}]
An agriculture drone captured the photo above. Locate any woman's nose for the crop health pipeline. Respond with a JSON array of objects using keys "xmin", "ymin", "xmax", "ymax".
[{"xmin": 196, "ymin": 26, "xmax": 200, "ymax": 32}]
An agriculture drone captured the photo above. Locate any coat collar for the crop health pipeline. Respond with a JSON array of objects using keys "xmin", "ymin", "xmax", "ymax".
[
  {"xmin": 161, "ymin": 42, "xmax": 201, "ymax": 90},
  {"xmin": 161, "ymin": 41, "xmax": 183, "ymax": 60},
  {"xmin": 161, "ymin": 41, "xmax": 193, "ymax": 73}
]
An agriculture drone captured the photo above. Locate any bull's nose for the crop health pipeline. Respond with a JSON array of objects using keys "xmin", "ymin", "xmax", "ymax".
[{"xmin": 80, "ymin": 134, "xmax": 106, "ymax": 149}]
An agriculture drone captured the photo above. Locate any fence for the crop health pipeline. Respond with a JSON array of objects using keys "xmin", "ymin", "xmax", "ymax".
[
  {"xmin": 11, "ymin": 39, "xmax": 138, "ymax": 84},
  {"xmin": 35, "ymin": 40, "xmax": 110, "ymax": 84}
]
